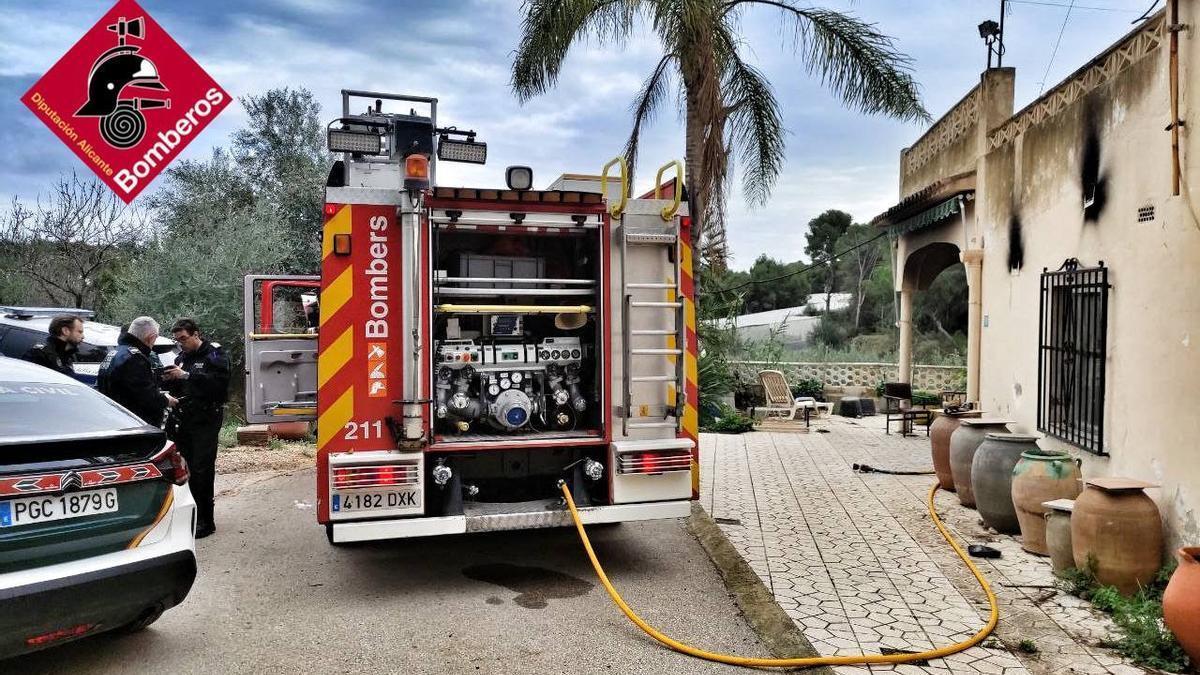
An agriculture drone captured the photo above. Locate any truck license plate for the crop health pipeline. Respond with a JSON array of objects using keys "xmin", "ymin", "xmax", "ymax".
[
  {"xmin": 0, "ymin": 488, "xmax": 119, "ymax": 527},
  {"xmin": 332, "ymin": 490, "xmax": 420, "ymax": 512}
]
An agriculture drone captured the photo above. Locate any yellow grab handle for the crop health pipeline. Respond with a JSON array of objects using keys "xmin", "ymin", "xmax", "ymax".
[
  {"xmin": 435, "ymin": 304, "xmax": 593, "ymax": 315},
  {"xmin": 601, "ymin": 156, "xmax": 629, "ymax": 218},
  {"xmin": 653, "ymin": 160, "xmax": 684, "ymax": 221}
]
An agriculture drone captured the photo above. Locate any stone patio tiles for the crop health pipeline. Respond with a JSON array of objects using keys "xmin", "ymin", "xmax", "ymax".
[{"xmin": 699, "ymin": 415, "xmax": 1147, "ymax": 675}]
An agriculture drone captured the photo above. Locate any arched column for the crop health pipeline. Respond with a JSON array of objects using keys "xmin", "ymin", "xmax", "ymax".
[{"xmin": 897, "ymin": 287, "xmax": 914, "ymax": 383}]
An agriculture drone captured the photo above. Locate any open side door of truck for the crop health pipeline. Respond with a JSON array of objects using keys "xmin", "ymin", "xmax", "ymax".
[{"xmin": 244, "ymin": 275, "xmax": 320, "ymax": 424}]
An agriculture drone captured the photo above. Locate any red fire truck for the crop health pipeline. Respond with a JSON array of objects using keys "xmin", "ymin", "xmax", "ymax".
[{"xmin": 243, "ymin": 91, "xmax": 698, "ymax": 544}]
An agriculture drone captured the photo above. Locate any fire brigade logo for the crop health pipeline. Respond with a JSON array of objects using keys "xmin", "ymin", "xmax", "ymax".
[{"xmin": 20, "ymin": 0, "xmax": 230, "ymax": 203}]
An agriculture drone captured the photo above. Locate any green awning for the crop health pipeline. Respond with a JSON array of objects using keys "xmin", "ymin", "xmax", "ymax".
[{"xmin": 889, "ymin": 196, "xmax": 962, "ymax": 236}]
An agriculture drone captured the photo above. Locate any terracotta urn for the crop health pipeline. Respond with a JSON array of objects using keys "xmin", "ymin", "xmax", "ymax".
[
  {"xmin": 1042, "ymin": 499, "xmax": 1076, "ymax": 573},
  {"xmin": 929, "ymin": 410, "xmax": 981, "ymax": 491},
  {"xmin": 1072, "ymin": 477, "xmax": 1163, "ymax": 596},
  {"xmin": 948, "ymin": 418, "xmax": 1012, "ymax": 507},
  {"xmin": 1163, "ymin": 547, "xmax": 1200, "ymax": 665},
  {"xmin": 972, "ymin": 433, "xmax": 1038, "ymax": 534},
  {"xmin": 1012, "ymin": 448, "xmax": 1082, "ymax": 554}
]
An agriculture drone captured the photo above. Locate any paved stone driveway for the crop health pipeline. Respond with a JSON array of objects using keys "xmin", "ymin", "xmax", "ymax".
[{"xmin": 699, "ymin": 415, "xmax": 1147, "ymax": 675}]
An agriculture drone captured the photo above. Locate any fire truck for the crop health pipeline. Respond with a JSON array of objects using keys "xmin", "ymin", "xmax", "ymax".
[{"xmin": 243, "ymin": 91, "xmax": 698, "ymax": 544}]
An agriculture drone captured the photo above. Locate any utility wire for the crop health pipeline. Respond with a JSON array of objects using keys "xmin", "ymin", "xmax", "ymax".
[
  {"xmin": 1008, "ymin": 0, "xmax": 1137, "ymax": 12},
  {"xmin": 1038, "ymin": 0, "xmax": 1076, "ymax": 94},
  {"xmin": 1132, "ymin": 0, "xmax": 1161, "ymax": 22},
  {"xmin": 712, "ymin": 230, "xmax": 890, "ymax": 294}
]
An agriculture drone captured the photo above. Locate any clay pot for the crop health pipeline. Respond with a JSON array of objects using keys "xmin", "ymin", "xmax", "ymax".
[
  {"xmin": 930, "ymin": 410, "xmax": 981, "ymax": 491},
  {"xmin": 268, "ymin": 421, "xmax": 311, "ymax": 440},
  {"xmin": 1011, "ymin": 449, "xmax": 1082, "ymax": 554},
  {"xmin": 1163, "ymin": 547, "xmax": 1200, "ymax": 665},
  {"xmin": 1072, "ymin": 478, "xmax": 1163, "ymax": 596},
  {"xmin": 1043, "ymin": 500, "xmax": 1076, "ymax": 573},
  {"xmin": 972, "ymin": 433, "xmax": 1037, "ymax": 534},
  {"xmin": 948, "ymin": 418, "xmax": 1012, "ymax": 507}
]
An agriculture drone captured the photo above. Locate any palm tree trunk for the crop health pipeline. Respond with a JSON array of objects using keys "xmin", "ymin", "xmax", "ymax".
[{"xmin": 684, "ymin": 96, "xmax": 705, "ymax": 254}]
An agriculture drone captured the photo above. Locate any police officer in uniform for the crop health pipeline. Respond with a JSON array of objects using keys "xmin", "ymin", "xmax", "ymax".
[
  {"xmin": 162, "ymin": 318, "xmax": 229, "ymax": 539},
  {"xmin": 98, "ymin": 316, "xmax": 176, "ymax": 426},
  {"xmin": 23, "ymin": 314, "xmax": 85, "ymax": 377}
]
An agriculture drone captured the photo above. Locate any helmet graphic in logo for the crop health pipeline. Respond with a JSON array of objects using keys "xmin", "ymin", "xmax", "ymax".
[{"xmin": 74, "ymin": 16, "xmax": 170, "ymax": 149}]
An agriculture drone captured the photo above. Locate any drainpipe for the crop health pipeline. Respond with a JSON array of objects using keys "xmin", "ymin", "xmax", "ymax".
[
  {"xmin": 1169, "ymin": 0, "xmax": 1182, "ymax": 196},
  {"xmin": 961, "ymin": 249, "xmax": 984, "ymax": 404}
]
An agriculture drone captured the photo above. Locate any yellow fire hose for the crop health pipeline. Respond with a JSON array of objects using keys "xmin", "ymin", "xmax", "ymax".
[{"xmin": 559, "ymin": 481, "xmax": 1000, "ymax": 668}]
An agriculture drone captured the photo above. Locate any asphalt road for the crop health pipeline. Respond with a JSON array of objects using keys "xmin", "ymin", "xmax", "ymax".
[{"xmin": 9, "ymin": 469, "xmax": 768, "ymax": 674}]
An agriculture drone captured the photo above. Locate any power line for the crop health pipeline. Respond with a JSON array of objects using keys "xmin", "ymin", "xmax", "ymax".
[
  {"xmin": 1038, "ymin": 0, "xmax": 1076, "ymax": 94},
  {"xmin": 712, "ymin": 230, "xmax": 890, "ymax": 295},
  {"xmin": 1007, "ymin": 0, "xmax": 1138, "ymax": 13}
]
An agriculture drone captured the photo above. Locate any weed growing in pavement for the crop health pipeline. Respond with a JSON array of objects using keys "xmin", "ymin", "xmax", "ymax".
[
  {"xmin": 1055, "ymin": 557, "xmax": 1189, "ymax": 672},
  {"xmin": 1017, "ymin": 639, "xmax": 1039, "ymax": 654}
]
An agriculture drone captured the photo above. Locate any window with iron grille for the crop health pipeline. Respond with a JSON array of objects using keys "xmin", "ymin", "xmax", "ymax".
[{"xmin": 1038, "ymin": 259, "xmax": 1110, "ymax": 454}]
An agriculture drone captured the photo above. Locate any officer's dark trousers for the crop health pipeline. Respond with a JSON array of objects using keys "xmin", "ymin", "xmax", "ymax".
[{"xmin": 177, "ymin": 416, "xmax": 221, "ymax": 528}]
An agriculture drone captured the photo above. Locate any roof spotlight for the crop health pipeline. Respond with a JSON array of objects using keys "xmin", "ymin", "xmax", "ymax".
[{"xmin": 437, "ymin": 127, "xmax": 487, "ymax": 164}]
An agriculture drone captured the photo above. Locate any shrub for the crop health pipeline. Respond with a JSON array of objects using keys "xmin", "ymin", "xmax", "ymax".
[
  {"xmin": 790, "ymin": 378, "xmax": 825, "ymax": 401},
  {"xmin": 702, "ymin": 404, "xmax": 756, "ymax": 434}
]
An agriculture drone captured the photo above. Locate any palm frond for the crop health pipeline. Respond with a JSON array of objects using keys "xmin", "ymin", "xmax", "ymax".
[
  {"xmin": 731, "ymin": 0, "xmax": 930, "ymax": 122},
  {"xmin": 623, "ymin": 52, "xmax": 676, "ymax": 189},
  {"xmin": 718, "ymin": 40, "xmax": 784, "ymax": 208},
  {"xmin": 511, "ymin": 0, "xmax": 639, "ymax": 102}
]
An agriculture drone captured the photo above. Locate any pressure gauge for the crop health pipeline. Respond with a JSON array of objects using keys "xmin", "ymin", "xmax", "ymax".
[
  {"xmin": 499, "ymin": 378, "xmax": 511, "ymax": 390},
  {"xmin": 511, "ymin": 372, "xmax": 524, "ymax": 384},
  {"xmin": 488, "ymin": 383, "xmax": 500, "ymax": 396}
]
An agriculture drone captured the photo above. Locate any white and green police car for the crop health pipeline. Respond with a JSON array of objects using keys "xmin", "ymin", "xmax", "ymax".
[{"xmin": 0, "ymin": 357, "xmax": 196, "ymax": 658}]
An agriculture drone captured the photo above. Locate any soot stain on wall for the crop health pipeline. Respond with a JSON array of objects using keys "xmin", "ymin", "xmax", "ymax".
[
  {"xmin": 1081, "ymin": 107, "xmax": 1108, "ymax": 222},
  {"xmin": 1007, "ymin": 214, "xmax": 1024, "ymax": 271}
]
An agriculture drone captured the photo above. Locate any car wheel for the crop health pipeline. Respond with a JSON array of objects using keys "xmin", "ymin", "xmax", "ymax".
[{"xmin": 117, "ymin": 605, "xmax": 165, "ymax": 634}]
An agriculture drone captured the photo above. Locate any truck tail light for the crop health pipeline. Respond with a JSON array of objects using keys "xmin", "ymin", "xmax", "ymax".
[
  {"xmin": 331, "ymin": 463, "xmax": 420, "ymax": 491},
  {"xmin": 152, "ymin": 442, "xmax": 189, "ymax": 486},
  {"xmin": 617, "ymin": 449, "xmax": 692, "ymax": 475}
]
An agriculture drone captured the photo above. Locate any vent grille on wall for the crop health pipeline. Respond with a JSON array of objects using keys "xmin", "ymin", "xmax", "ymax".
[{"xmin": 1137, "ymin": 205, "xmax": 1155, "ymax": 223}]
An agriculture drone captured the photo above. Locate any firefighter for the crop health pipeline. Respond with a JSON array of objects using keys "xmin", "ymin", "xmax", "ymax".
[
  {"xmin": 23, "ymin": 314, "xmax": 85, "ymax": 377},
  {"xmin": 98, "ymin": 316, "xmax": 176, "ymax": 425},
  {"xmin": 162, "ymin": 318, "xmax": 229, "ymax": 539}
]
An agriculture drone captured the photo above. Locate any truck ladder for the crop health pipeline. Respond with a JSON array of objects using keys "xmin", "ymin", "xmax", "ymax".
[{"xmin": 620, "ymin": 216, "xmax": 686, "ymax": 435}]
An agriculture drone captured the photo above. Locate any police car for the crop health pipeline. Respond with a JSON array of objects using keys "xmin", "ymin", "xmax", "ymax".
[
  {"xmin": 0, "ymin": 357, "xmax": 197, "ymax": 658},
  {"xmin": 0, "ymin": 308, "xmax": 176, "ymax": 386}
]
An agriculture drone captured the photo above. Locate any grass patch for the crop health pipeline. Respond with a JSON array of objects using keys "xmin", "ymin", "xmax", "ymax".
[
  {"xmin": 1055, "ymin": 557, "xmax": 1189, "ymax": 672},
  {"xmin": 218, "ymin": 418, "xmax": 242, "ymax": 449}
]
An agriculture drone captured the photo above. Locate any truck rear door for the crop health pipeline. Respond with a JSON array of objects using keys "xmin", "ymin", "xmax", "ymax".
[{"xmin": 243, "ymin": 275, "xmax": 320, "ymax": 424}]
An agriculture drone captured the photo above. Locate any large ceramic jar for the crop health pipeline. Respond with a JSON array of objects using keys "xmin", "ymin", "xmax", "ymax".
[
  {"xmin": 1163, "ymin": 547, "xmax": 1200, "ymax": 665},
  {"xmin": 1072, "ymin": 478, "xmax": 1163, "ymax": 596},
  {"xmin": 972, "ymin": 433, "xmax": 1037, "ymax": 534},
  {"xmin": 1011, "ymin": 449, "xmax": 1082, "ymax": 554},
  {"xmin": 929, "ymin": 410, "xmax": 982, "ymax": 491},
  {"xmin": 948, "ymin": 419, "xmax": 1012, "ymax": 507},
  {"xmin": 1042, "ymin": 499, "xmax": 1076, "ymax": 573}
]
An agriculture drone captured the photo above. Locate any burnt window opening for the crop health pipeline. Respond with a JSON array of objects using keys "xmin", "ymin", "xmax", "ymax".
[
  {"xmin": 1038, "ymin": 259, "xmax": 1110, "ymax": 455},
  {"xmin": 1137, "ymin": 205, "xmax": 1155, "ymax": 223}
]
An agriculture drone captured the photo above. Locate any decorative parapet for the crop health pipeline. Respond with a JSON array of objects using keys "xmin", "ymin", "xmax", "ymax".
[
  {"xmin": 902, "ymin": 86, "xmax": 980, "ymax": 179},
  {"xmin": 987, "ymin": 13, "xmax": 1165, "ymax": 152},
  {"xmin": 730, "ymin": 361, "xmax": 966, "ymax": 393}
]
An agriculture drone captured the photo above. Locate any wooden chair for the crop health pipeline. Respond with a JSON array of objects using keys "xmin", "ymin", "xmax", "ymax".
[
  {"xmin": 756, "ymin": 370, "xmax": 811, "ymax": 426},
  {"xmin": 883, "ymin": 382, "xmax": 931, "ymax": 436}
]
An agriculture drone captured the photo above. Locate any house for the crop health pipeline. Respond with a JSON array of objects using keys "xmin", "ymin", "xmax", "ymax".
[
  {"xmin": 871, "ymin": 9, "xmax": 1200, "ymax": 546},
  {"xmin": 719, "ymin": 306, "xmax": 821, "ymax": 351}
]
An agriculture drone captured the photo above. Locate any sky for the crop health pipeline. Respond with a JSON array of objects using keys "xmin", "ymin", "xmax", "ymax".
[{"xmin": 0, "ymin": 0, "xmax": 1162, "ymax": 270}]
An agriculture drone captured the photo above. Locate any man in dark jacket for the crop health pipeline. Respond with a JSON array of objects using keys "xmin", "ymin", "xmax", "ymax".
[
  {"xmin": 162, "ymin": 318, "xmax": 229, "ymax": 539},
  {"xmin": 23, "ymin": 314, "xmax": 85, "ymax": 376},
  {"xmin": 98, "ymin": 316, "xmax": 176, "ymax": 426}
]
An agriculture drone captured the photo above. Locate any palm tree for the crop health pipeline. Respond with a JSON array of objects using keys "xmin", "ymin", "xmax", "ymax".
[{"xmin": 511, "ymin": 0, "xmax": 929, "ymax": 265}]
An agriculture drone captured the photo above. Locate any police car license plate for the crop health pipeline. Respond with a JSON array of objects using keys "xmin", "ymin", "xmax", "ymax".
[
  {"xmin": 332, "ymin": 489, "xmax": 420, "ymax": 512},
  {"xmin": 0, "ymin": 488, "xmax": 119, "ymax": 527}
]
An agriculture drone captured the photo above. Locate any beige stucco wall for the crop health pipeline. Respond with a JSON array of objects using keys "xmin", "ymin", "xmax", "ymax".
[{"xmin": 976, "ymin": 12, "xmax": 1200, "ymax": 548}]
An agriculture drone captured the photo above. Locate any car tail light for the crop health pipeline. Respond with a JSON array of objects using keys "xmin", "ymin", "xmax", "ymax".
[
  {"xmin": 26, "ymin": 623, "xmax": 96, "ymax": 646},
  {"xmin": 331, "ymin": 463, "xmax": 419, "ymax": 491},
  {"xmin": 617, "ymin": 449, "xmax": 692, "ymax": 475},
  {"xmin": 152, "ymin": 442, "xmax": 189, "ymax": 486}
]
